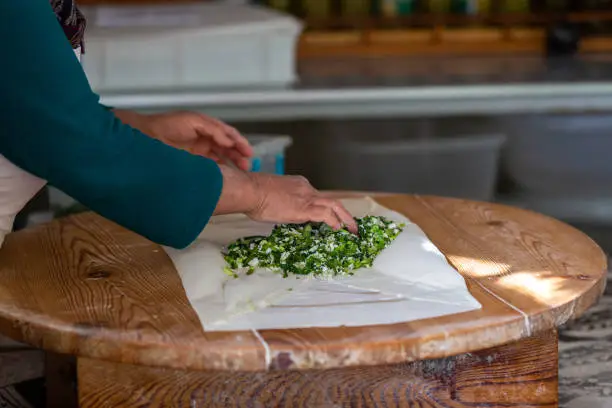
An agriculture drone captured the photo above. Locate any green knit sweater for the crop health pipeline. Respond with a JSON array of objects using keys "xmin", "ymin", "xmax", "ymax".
[{"xmin": 0, "ymin": 0, "xmax": 223, "ymax": 249}]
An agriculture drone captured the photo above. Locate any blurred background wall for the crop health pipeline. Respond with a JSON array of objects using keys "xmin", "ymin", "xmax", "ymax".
[{"xmin": 27, "ymin": 0, "xmax": 612, "ymax": 253}]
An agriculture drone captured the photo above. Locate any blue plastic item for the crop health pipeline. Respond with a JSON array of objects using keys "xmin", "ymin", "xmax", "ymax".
[
  {"xmin": 251, "ymin": 157, "xmax": 262, "ymax": 172},
  {"xmin": 247, "ymin": 135, "xmax": 292, "ymax": 175}
]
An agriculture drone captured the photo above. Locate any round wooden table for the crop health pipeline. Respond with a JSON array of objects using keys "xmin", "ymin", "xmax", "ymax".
[{"xmin": 0, "ymin": 194, "xmax": 606, "ymax": 408}]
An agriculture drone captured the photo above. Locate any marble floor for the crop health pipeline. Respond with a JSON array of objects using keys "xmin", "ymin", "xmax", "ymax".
[{"xmin": 558, "ymin": 268, "xmax": 612, "ymax": 408}]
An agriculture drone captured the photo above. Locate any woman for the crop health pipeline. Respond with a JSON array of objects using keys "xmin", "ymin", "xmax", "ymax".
[{"xmin": 0, "ymin": 0, "xmax": 357, "ymax": 249}]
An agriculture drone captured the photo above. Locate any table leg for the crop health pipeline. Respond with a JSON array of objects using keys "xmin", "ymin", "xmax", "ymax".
[
  {"xmin": 78, "ymin": 329, "xmax": 558, "ymax": 408},
  {"xmin": 46, "ymin": 352, "xmax": 78, "ymax": 408}
]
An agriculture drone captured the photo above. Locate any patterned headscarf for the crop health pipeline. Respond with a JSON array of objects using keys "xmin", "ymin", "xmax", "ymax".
[{"xmin": 50, "ymin": 0, "xmax": 86, "ymax": 50}]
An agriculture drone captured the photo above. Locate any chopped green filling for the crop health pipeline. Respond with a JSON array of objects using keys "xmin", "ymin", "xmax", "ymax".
[{"xmin": 223, "ymin": 216, "xmax": 405, "ymax": 278}]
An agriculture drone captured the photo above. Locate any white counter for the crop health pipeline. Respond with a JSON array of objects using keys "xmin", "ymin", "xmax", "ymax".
[{"xmin": 100, "ymin": 82, "xmax": 612, "ymax": 122}]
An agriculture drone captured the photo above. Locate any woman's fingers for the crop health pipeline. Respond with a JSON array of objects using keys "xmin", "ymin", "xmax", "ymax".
[
  {"xmin": 223, "ymin": 125, "xmax": 253, "ymax": 158},
  {"xmin": 207, "ymin": 117, "xmax": 253, "ymax": 157},
  {"xmin": 307, "ymin": 198, "xmax": 357, "ymax": 234},
  {"xmin": 195, "ymin": 117, "xmax": 235, "ymax": 149},
  {"xmin": 208, "ymin": 151, "xmax": 222, "ymax": 163},
  {"xmin": 190, "ymin": 138, "xmax": 216, "ymax": 157},
  {"xmin": 308, "ymin": 205, "xmax": 343, "ymax": 230},
  {"xmin": 214, "ymin": 147, "xmax": 251, "ymax": 171},
  {"xmin": 197, "ymin": 118, "xmax": 253, "ymax": 164},
  {"xmin": 314, "ymin": 197, "xmax": 358, "ymax": 234}
]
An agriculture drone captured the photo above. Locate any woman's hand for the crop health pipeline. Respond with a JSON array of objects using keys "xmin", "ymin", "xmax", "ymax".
[
  {"xmin": 113, "ymin": 110, "xmax": 356, "ymax": 231},
  {"xmin": 248, "ymin": 173, "xmax": 358, "ymax": 234},
  {"xmin": 114, "ymin": 110, "xmax": 253, "ymax": 170},
  {"xmin": 215, "ymin": 166, "xmax": 358, "ymax": 234}
]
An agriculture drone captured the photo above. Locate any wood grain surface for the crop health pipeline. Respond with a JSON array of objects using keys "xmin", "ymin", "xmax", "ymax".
[
  {"xmin": 78, "ymin": 330, "xmax": 559, "ymax": 408},
  {"xmin": 0, "ymin": 195, "xmax": 605, "ymax": 371}
]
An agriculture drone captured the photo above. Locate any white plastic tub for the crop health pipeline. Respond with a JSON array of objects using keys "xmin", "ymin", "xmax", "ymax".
[
  {"xmin": 80, "ymin": 3, "xmax": 303, "ymax": 92},
  {"xmin": 321, "ymin": 132, "xmax": 506, "ymax": 201},
  {"xmin": 501, "ymin": 114, "xmax": 612, "ymax": 196}
]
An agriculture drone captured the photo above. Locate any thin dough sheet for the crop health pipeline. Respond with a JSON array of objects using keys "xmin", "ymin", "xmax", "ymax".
[{"xmin": 164, "ymin": 197, "xmax": 481, "ymax": 331}]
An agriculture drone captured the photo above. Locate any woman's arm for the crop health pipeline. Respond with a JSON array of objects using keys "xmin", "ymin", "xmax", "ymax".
[
  {"xmin": 112, "ymin": 110, "xmax": 153, "ymax": 136},
  {"xmin": 0, "ymin": 0, "xmax": 225, "ymax": 249}
]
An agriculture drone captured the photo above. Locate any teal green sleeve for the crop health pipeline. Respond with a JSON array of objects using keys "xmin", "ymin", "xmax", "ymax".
[{"xmin": 0, "ymin": 0, "xmax": 223, "ymax": 249}]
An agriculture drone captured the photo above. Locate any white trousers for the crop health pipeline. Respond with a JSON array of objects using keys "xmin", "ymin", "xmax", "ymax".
[{"xmin": 0, "ymin": 47, "xmax": 82, "ymax": 247}]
